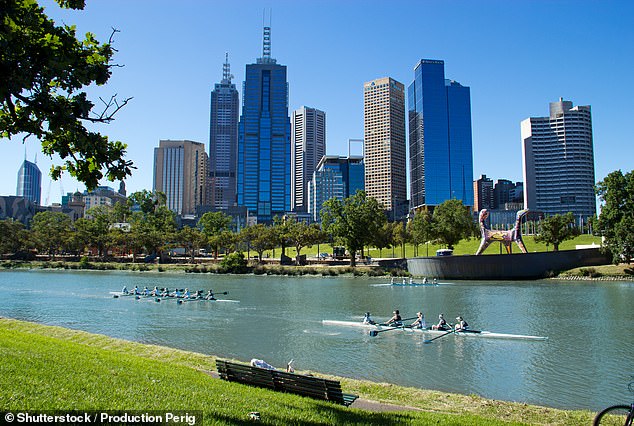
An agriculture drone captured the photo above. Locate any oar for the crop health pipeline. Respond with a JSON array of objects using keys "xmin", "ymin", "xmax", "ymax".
[
  {"xmin": 369, "ymin": 318, "xmax": 418, "ymax": 337},
  {"xmin": 423, "ymin": 329, "xmax": 455, "ymax": 344}
]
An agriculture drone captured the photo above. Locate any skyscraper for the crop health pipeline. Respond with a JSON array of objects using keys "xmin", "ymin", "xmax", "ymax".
[
  {"xmin": 408, "ymin": 59, "xmax": 474, "ymax": 210},
  {"xmin": 209, "ymin": 54, "xmax": 239, "ymax": 210},
  {"xmin": 291, "ymin": 106, "xmax": 325, "ymax": 213},
  {"xmin": 237, "ymin": 25, "xmax": 291, "ymax": 224},
  {"xmin": 16, "ymin": 158, "xmax": 41, "ymax": 205},
  {"xmin": 363, "ymin": 77, "xmax": 407, "ymax": 219},
  {"xmin": 307, "ymin": 155, "xmax": 364, "ymax": 222},
  {"xmin": 521, "ymin": 98, "xmax": 596, "ymax": 222},
  {"xmin": 153, "ymin": 140, "xmax": 208, "ymax": 216},
  {"xmin": 473, "ymin": 174, "xmax": 494, "ymax": 212}
]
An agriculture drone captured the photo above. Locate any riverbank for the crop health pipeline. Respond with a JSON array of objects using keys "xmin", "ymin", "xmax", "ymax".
[
  {"xmin": 2, "ymin": 258, "xmax": 632, "ymax": 281},
  {"xmin": 0, "ymin": 318, "xmax": 594, "ymax": 425}
]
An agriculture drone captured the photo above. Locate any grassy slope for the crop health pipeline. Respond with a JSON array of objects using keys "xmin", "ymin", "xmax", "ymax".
[{"xmin": 0, "ymin": 318, "xmax": 594, "ymax": 425}]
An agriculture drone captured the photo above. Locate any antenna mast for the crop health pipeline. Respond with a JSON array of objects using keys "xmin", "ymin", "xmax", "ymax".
[{"xmin": 222, "ymin": 52, "xmax": 233, "ymax": 83}]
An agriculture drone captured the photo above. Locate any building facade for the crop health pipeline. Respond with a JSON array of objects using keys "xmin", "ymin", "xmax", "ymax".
[
  {"xmin": 237, "ymin": 25, "xmax": 291, "ymax": 224},
  {"xmin": 16, "ymin": 159, "xmax": 41, "ymax": 205},
  {"xmin": 209, "ymin": 54, "xmax": 240, "ymax": 210},
  {"xmin": 291, "ymin": 106, "xmax": 325, "ymax": 213},
  {"xmin": 521, "ymin": 99, "xmax": 596, "ymax": 223},
  {"xmin": 363, "ymin": 77, "xmax": 407, "ymax": 219},
  {"xmin": 153, "ymin": 140, "xmax": 208, "ymax": 216},
  {"xmin": 307, "ymin": 155, "xmax": 364, "ymax": 222},
  {"xmin": 408, "ymin": 59, "xmax": 474, "ymax": 210},
  {"xmin": 473, "ymin": 174, "xmax": 494, "ymax": 212}
]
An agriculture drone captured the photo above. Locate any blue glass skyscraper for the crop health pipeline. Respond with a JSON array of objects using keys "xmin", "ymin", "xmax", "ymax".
[
  {"xmin": 408, "ymin": 59, "xmax": 474, "ymax": 209},
  {"xmin": 16, "ymin": 158, "xmax": 42, "ymax": 205},
  {"xmin": 237, "ymin": 26, "xmax": 291, "ymax": 223}
]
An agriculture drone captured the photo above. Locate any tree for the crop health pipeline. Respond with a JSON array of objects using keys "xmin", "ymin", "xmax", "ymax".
[
  {"xmin": 391, "ymin": 221, "xmax": 409, "ymax": 258},
  {"xmin": 285, "ymin": 220, "xmax": 322, "ymax": 264},
  {"xmin": 1, "ymin": 0, "xmax": 133, "ymax": 189},
  {"xmin": 30, "ymin": 211, "xmax": 72, "ymax": 258},
  {"xmin": 198, "ymin": 211, "xmax": 232, "ymax": 259},
  {"xmin": 432, "ymin": 199, "xmax": 476, "ymax": 250},
  {"xmin": 595, "ymin": 170, "xmax": 634, "ymax": 264},
  {"xmin": 177, "ymin": 225, "xmax": 206, "ymax": 263},
  {"xmin": 74, "ymin": 205, "xmax": 113, "ymax": 258},
  {"xmin": 320, "ymin": 191, "xmax": 386, "ymax": 266},
  {"xmin": 240, "ymin": 224, "xmax": 274, "ymax": 263},
  {"xmin": 408, "ymin": 209, "xmax": 435, "ymax": 256},
  {"xmin": 372, "ymin": 222, "xmax": 393, "ymax": 258},
  {"xmin": 127, "ymin": 191, "xmax": 176, "ymax": 260},
  {"xmin": 0, "ymin": 219, "xmax": 27, "ymax": 255},
  {"xmin": 534, "ymin": 212, "xmax": 579, "ymax": 251}
]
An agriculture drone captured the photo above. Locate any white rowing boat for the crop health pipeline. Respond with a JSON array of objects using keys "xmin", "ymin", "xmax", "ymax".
[{"xmin": 321, "ymin": 320, "xmax": 548, "ymax": 341}]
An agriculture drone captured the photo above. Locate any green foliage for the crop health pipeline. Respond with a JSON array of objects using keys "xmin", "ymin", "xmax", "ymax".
[
  {"xmin": 240, "ymin": 223, "xmax": 275, "ymax": 262},
  {"xmin": 176, "ymin": 225, "xmax": 206, "ymax": 261},
  {"xmin": 30, "ymin": 211, "xmax": 72, "ymax": 258},
  {"xmin": 284, "ymin": 219, "xmax": 323, "ymax": 262},
  {"xmin": 595, "ymin": 170, "xmax": 634, "ymax": 264},
  {"xmin": 534, "ymin": 212, "xmax": 580, "ymax": 251},
  {"xmin": 198, "ymin": 211, "xmax": 232, "ymax": 258},
  {"xmin": 0, "ymin": 0, "xmax": 133, "ymax": 189},
  {"xmin": 432, "ymin": 199, "xmax": 477, "ymax": 249},
  {"xmin": 0, "ymin": 219, "xmax": 27, "ymax": 254},
  {"xmin": 220, "ymin": 251, "xmax": 248, "ymax": 274},
  {"xmin": 321, "ymin": 191, "xmax": 386, "ymax": 266},
  {"xmin": 127, "ymin": 191, "xmax": 176, "ymax": 258}
]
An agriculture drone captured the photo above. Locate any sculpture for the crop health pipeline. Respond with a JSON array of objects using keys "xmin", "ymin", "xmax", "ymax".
[{"xmin": 475, "ymin": 209, "xmax": 529, "ymax": 255}]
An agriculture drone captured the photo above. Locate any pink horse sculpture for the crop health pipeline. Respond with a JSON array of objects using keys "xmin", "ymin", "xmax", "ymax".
[{"xmin": 475, "ymin": 209, "xmax": 529, "ymax": 255}]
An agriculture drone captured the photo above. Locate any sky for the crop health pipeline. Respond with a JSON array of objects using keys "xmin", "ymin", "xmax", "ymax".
[{"xmin": 2, "ymin": 0, "xmax": 633, "ymax": 205}]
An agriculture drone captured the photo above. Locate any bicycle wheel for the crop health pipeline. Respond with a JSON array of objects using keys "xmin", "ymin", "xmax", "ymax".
[{"xmin": 593, "ymin": 405, "xmax": 633, "ymax": 426}]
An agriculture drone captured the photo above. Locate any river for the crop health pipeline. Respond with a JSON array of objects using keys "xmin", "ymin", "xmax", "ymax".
[{"xmin": 0, "ymin": 269, "xmax": 632, "ymax": 412}]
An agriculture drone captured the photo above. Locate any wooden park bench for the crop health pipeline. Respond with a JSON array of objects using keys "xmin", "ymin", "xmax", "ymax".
[{"xmin": 216, "ymin": 359, "xmax": 358, "ymax": 407}]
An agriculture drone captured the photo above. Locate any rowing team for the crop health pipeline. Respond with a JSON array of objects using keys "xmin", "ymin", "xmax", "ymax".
[
  {"xmin": 122, "ymin": 286, "xmax": 218, "ymax": 300},
  {"xmin": 363, "ymin": 310, "xmax": 469, "ymax": 332},
  {"xmin": 390, "ymin": 277, "xmax": 437, "ymax": 285}
]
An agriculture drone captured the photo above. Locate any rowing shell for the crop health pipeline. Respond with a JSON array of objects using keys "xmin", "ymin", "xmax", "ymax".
[
  {"xmin": 321, "ymin": 320, "xmax": 548, "ymax": 341},
  {"xmin": 109, "ymin": 292, "xmax": 239, "ymax": 303}
]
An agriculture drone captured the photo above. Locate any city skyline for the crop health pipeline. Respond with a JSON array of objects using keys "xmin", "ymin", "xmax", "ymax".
[{"xmin": 1, "ymin": 1, "xmax": 632, "ymax": 205}]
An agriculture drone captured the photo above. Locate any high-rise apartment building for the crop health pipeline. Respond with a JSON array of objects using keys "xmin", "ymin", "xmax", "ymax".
[
  {"xmin": 473, "ymin": 174, "xmax": 494, "ymax": 212},
  {"xmin": 237, "ymin": 25, "xmax": 291, "ymax": 224},
  {"xmin": 16, "ymin": 158, "xmax": 41, "ymax": 205},
  {"xmin": 209, "ymin": 54, "xmax": 239, "ymax": 210},
  {"xmin": 307, "ymin": 155, "xmax": 364, "ymax": 222},
  {"xmin": 521, "ymin": 98, "xmax": 596, "ymax": 222},
  {"xmin": 291, "ymin": 106, "xmax": 325, "ymax": 213},
  {"xmin": 153, "ymin": 140, "xmax": 208, "ymax": 216},
  {"xmin": 363, "ymin": 77, "xmax": 407, "ymax": 219},
  {"xmin": 408, "ymin": 59, "xmax": 474, "ymax": 210}
]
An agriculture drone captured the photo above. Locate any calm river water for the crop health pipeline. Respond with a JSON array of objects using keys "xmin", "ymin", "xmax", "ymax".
[{"xmin": 0, "ymin": 269, "xmax": 632, "ymax": 411}]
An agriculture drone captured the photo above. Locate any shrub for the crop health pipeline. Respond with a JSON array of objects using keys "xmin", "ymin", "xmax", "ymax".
[{"xmin": 220, "ymin": 252, "xmax": 248, "ymax": 274}]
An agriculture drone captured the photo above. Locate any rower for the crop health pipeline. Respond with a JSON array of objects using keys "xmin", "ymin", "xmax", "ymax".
[
  {"xmin": 411, "ymin": 312, "xmax": 426, "ymax": 329},
  {"xmin": 363, "ymin": 312, "xmax": 375, "ymax": 325},
  {"xmin": 422, "ymin": 277, "xmax": 428, "ymax": 284},
  {"xmin": 390, "ymin": 277, "xmax": 395, "ymax": 285},
  {"xmin": 142, "ymin": 286, "xmax": 150, "ymax": 296},
  {"xmin": 172, "ymin": 288, "xmax": 181, "ymax": 298},
  {"xmin": 150, "ymin": 286, "xmax": 160, "ymax": 296},
  {"xmin": 455, "ymin": 316, "xmax": 469, "ymax": 332},
  {"xmin": 432, "ymin": 314, "xmax": 449, "ymax": 330},
  {"xmin": 205, "ymin": 290, "xmax": 216, "ymax": 300},
  {"xmin": 122, "ymin": 286, "xmax": 129, "ymax": 295},
  {"xmin": 409, "ymin": 277, "xmax": 414, "ymax": 285},
  {"xmin": 386, "ymin": 309, "xmax": 402, "ymax": 326},
  {"xmin": 183, "ymin": 288, "xmax": 191, "ymax": 298},
  {"xmin": 194, "ymin": 290, "xmax": 203, "ymax": 299},
  {"xmin": 161, "ymin": 288, "xmax": 169, "ymax": 297},
  {"xmin": 432, "ymin": 278, "xmax": 438, "ymax": 284},
  {"xmin": 132, "ymin": 285, "xmax": 140, "ymax": 295}
]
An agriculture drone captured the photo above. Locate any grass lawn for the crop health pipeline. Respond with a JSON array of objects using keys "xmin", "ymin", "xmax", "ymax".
[{"xmin": 0, "ymin": 318, "xmax": 595, "ymax": 425}]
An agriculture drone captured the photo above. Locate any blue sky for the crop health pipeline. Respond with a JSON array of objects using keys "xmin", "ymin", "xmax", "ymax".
[{"xmin": 2, "ymin": 0, "xmax": 633, "ymax": 204}]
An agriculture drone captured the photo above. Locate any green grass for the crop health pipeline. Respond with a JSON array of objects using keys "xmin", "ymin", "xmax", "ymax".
[{"xmin": 0, "ymin": 318, "xmax": 594, "ymax": 425}]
